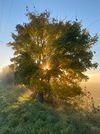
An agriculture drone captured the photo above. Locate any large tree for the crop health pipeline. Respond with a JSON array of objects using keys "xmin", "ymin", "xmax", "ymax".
[{"xmin": 9, "ymin": 11, "xmax": 98, "ymax": 102}]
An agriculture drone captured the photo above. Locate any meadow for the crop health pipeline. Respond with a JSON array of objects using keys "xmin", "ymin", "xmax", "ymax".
[{"xmin": 0, "ymin": 86, "xmax": 100, "ymax": 134}]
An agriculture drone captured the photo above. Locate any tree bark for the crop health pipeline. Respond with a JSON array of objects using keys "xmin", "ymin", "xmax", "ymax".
[{"xmin": 36, "ymin": 92, "xmax": 44, "ymax": 103}]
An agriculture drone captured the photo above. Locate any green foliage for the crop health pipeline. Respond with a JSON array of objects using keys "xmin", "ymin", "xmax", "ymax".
[{"xmin": 9, "ymin": 11, "xmax": 98, "ymax": 102}]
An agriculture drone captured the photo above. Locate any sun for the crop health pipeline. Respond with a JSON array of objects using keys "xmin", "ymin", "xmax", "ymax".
[{"xmin": 42, "ymin": 62, "xmax": 51, "ymax": 71}]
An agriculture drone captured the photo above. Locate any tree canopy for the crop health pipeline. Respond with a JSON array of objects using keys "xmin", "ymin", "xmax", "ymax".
[{"xmin": 9, "ymin": 11, "xmax": 98, "ymax": 102}]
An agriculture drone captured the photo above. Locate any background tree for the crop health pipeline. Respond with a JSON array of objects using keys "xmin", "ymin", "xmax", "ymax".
[
  {"xmin": 9, "ymin": 11, "xmax": 98, "ymax": 103},
  {"xmin": 0, "ymin": 65, "xmax": 14, "ymax": 87}
]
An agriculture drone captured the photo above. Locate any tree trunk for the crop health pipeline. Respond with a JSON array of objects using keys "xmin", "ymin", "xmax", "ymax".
[{"xmin": 36, "ymin": 92, "xmax": 44, "ymax": 103}]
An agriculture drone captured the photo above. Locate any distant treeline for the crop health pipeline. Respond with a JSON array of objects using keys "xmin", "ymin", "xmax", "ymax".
[{"xmin": 0, "ymin": 65, "xmax": 14, "ymax": 86}]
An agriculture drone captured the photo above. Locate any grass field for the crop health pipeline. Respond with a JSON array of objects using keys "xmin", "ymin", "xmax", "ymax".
[{"xmin": 0, "ymin": 86, "xmax": 100, "ymax": 134}]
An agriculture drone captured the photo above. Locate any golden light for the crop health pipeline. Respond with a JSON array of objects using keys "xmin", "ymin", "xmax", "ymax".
[
  {"xmin": 43, "ymin": 64, "xmax": 50, "ymax": 70},
  {"xmin": 18, "ymin": 90, "xmax": 32, "ymax": 103},
  {"xmin": 41, "ymin": 61, "xmax": 51, "ymax": 71},
  {"xmin": 0, "ymin": 67, "xmax": 3, "ymax": 73}
]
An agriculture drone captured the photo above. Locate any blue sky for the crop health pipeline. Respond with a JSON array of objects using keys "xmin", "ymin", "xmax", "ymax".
[{"xmin": 0, "ymin": 0, "xmax": 100, "ymax": 71}]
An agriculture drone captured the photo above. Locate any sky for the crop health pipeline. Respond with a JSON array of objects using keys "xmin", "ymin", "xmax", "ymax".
[{"xmin": 0, "ymin": 1, "xmax": 100, "ymax": 70}]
